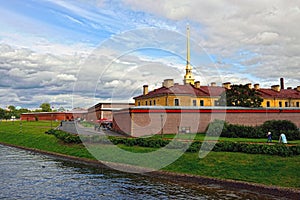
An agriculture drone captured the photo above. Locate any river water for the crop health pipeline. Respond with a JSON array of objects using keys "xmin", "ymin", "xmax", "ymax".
[{"xmin": 0, "ymin": 144, "xmax": 279, "ymax": 200}]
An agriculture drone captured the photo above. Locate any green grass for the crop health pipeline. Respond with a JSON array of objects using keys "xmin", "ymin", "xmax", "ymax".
[
  {"xmin": 164, "ymin": 152, "xmax": 300, "ymax": 188},
  {"xmin": 0, "ymin": 120, "xmax": 94, "ymax": 159},
  {"xmin": 80, "ymin": 121, "xmax": 95, "ymax": 128},
  {"xmin": 154, "ymin": 133, "xmax": 300, "ymax": 145},
  {"xmin": 0, "ymin": 121, "xmax": 299, "ymax": 188}
]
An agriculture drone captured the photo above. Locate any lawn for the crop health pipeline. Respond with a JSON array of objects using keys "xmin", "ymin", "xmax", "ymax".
[
  {"xmin": 0, "ymin": 120, "xmax": 299, "ymax": 188},
  {"xmin": 153, "ymin": 133, "xmax": 300, "ymax": 145},
  {"xmin": 0, "ymin": 120, "xmax": 94, "ymax": 159}
]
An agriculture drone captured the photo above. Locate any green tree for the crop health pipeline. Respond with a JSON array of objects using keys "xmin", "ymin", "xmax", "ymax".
[
  {"xmin": 218, "ymin": 84, "xmax": 263, "ymax": 107},
  {"xmin": 8, "ymin": 105, "xmax": 16, "ymax": 111},
  {"xmin": 15, "ymin": 108, "xmax": 31, "ymax": 118},
  {"xmin": 0, "ymin": 108, "xmax": 5, "ymax": 119},
  {"xmin": 4, "ymin": 111, "xmax": 11, "ymax": 120},
  {"xmin": 39, "ymin": 103, "xmax": 52, "ymax": 112}
]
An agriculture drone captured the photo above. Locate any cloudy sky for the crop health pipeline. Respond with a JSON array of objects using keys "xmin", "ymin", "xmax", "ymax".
[{"xmin": 0, "ymin": 0, "xmax": 299, "ymax": 109}]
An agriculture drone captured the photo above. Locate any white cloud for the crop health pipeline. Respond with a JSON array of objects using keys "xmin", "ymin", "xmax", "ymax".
[
  {"xmin": 1, "ymin": 1, "xmax": 299, "ymax": 109},
  {"xmin": 57, "ymin": 74, "xmax": 77, "ymax": 81},
  {"xmin": 122, "ymin": 0, "xmax": 300, "ymax": 88},
  {"xmin": 246, "ymin": 31, "xmax": 280, "ymax": 45}
]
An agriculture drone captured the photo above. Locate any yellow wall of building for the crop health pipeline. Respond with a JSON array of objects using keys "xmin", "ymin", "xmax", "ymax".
[
  {"xmin": 135, "ymin": 95, "xmax": 220, "ymax": 107},
  {"xmin": 135, "ymin": 93, "xmax": 300, "ymax": 108},
  {"xmin": 262, "ymin": 98, "xmax": 300, "ymax": 108}
]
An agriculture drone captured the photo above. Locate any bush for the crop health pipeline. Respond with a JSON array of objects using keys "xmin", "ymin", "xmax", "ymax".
[
  {"xmin": 45, "ymin": 129, "xmax": 81, "ymax": 144},
  {"xmin": 207, "ymin": 119, "xmax": 300, "ymax": 140},
  {"xmin": 206, "ymin": 119, "xmax": 227, "ymax": 137},
  {"xmin": 260, "ymin": 120, "xmax": 300, "ymax": 140},
  {"xmin": 184, "ymin": 140, "xmax": 299, "ymax": 157}
]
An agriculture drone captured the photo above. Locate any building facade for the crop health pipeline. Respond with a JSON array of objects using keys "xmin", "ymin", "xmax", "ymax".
[
  {"xmin": 133, "ymin": 27, "xmax": 300, "ymax": 108},
  {"xmin": 86, "ymin": 102, "xmax": 134, "ymax": 122}
]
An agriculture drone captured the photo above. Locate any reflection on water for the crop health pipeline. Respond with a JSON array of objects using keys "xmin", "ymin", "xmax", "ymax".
[{"xmin": 0, "ymin": 145, "xmax": 278, "ymax": 200}]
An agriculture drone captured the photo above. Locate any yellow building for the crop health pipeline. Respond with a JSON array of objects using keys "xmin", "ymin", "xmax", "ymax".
[
  {"xmin": 256, "ymin": 83, "xmax": 300, "ymax": 108},
  {"xmin": 133, "ymin": 27, "xmax": 300, "ymax": 108},
  {"xmin": 134, "ymin": 79, "xmax": 225, "ymax": 107}
]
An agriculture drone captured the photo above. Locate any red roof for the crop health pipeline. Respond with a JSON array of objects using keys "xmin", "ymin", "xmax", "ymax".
[
  {"xmin": 258, "ymin": 88, "xmax": 300, "ymax": 99},
  {"xmin": 134, "ymin": 84, "xmax": 225, "ymax": 99}
]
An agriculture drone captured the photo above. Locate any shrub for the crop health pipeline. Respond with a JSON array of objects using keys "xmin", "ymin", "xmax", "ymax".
[
  {"xmin": 206, "ymin": 119, "xmax": 227, "ymax": 137},
  {"xmin": 207, "ymin": 119, "xmax": 300, "ymax": 140},
  {"xmin": 260, "ymin": 120, "xmax": 300, "ymax": 140},
  {"xmin": 45, "ymin": 129, "xmax": 81, "ymax": 144},
  {"xmin": 186, "ymin": 141, "xmax": 202, "ymax": 152}
]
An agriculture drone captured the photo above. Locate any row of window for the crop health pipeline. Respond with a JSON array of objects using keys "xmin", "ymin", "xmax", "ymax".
[
  {"xmin": 266, "ymin": 101, "xmax": 300, "ymax": 107},
  {"xmin": 138, "ymin": 99, "xmax": 208, "ymax": 106},
  {"xmin": 192, "ymin": 100, "xmax": 204, "ymax": 106},
  {"xmin": 138, "ymin": 100, "xmax": 157, "ymax": 106},
  {"xmin": 138, "ymin": 99, "xmax": 300, "ymax": 107}
]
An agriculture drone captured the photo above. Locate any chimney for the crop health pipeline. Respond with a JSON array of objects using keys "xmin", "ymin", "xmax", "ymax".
[
  {"xmin": 254, "ymin": 84, "xmax": 260, "ymax": 90},
  {"xmin": 194, "ymin": 81, "xmax": 200, "ymax": 88},
  {"xmin": 297, "ymin": 86, "xmax": 300, "ymax": 92},
  {"xmin": 246, "ymin": 83, "xmax": 252, "ymax": 89},
  {"xmin": 211, "ymin": 82, "xmax": 216, "ymax": 87},
  {"xmin": 143, "ymin": 85, "xmax": 148, "ymax": 95},
  {"xmin": 162, "ymin": 79, "xmax": 174, "ymax": 88},
  {"xmin": 271, "ymin": 85, "xmax": 280, "ymax": 92},
  {"xmin": 222, "ymin": 82, "xmax": 231, "ymax": 89},
  {"xmin": 280, "ymin": 78, "xmax": 284, "ymax": 89}
]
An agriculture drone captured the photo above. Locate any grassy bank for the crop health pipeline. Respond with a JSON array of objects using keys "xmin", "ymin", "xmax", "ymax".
[
  {"xmin": 0, "ymin": 120, "xmax": 93, "ymax": 159},
  {"xmin": 0, "ymin": 121, "xmax": 299, "ymax": 188},
  {"xmin": 153, "ymin": 133, "xmax": 300, "ymax": 145}
]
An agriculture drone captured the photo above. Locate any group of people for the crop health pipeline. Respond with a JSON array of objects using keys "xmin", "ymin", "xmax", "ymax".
[{"xmin": 267, "ymin": 131, "xmax": 287, "ymax": 144}]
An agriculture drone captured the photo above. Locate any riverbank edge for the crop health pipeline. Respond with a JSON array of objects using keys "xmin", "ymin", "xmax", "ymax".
[{"xmin": 1, "ymin": 141, "xmax": 299, "ymax": 199}]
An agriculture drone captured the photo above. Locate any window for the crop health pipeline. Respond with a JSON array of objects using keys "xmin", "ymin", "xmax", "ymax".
[
  {"xmin": 138, "ymin": 102, "xmax": 140, "ymax": 106},
  {"xmin": 285, "ymin": 102, "xmax": 289, "ymax": 107},
  {"xmin": 279, "ymin": 101, "xmax": 282, "ymax": 107},
  {"xmin": 214, "ymin": 100, "xmax": 219, "ymax": 106},
  {"xmin": 150, "ymin": 101, "xmax": 152, "ymax": 106},
  {"xmin": 153, "ymin": 100, "xmax": 156, "ymax": 105},
  {"xmin": 145, "ymin": 101, "xmax": 148, "ymax": 106},
  {"xmin": 192, "ymin": 100, "xmax": 196, "ymax": 106},
  {"xmin": 297, "ymin": 102, "xmax": 300, "ymax": 107},
  {"xmin": 174, "ymin": 99, "xmax": 179, "ymax": 106},
  {"xmin": 200, "ymin": 100, "xmax": 204, "ymax": 106},
  {"xmin": 266, "ymin": 101, "xmax": 270, "ymax": 107}
]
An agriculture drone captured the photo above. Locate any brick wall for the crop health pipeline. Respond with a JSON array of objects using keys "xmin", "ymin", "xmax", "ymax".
[
  {"xmin": 21, "ymin": 112, "xmax": 87, "ymax": 121},
  {"xmin": 112, "ymin": 107, "xmax": 300, "ymax": 136}
]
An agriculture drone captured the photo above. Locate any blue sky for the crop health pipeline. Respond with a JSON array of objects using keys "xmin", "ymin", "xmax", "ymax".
[{"xmin": 0, "ymin": 0, "xmax": 299, "ymax": 109}]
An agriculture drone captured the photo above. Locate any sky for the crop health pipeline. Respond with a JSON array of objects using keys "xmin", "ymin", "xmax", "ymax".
[{"xmin": 0, "ymin": 0, "xmax": 299, "ymax": 110}]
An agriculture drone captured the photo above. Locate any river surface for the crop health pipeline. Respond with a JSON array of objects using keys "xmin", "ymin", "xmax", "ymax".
[{"xmin": 0, "ymin": 144, "xmax": 279, "ymax": 200}]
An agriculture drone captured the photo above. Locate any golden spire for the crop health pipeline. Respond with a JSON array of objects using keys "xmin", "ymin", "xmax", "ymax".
[
  {"xmin": 186, "ymin": 24, "xmax": 190, "ymax": 68},
  {"xmin": 184, "ymin": 24, "xmax": 195, "ymax": 85}
]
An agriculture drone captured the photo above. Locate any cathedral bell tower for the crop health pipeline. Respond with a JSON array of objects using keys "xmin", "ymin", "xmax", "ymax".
[{"xmin": 183, "ymin": 25, "xmax": 195, "ymax": 85}]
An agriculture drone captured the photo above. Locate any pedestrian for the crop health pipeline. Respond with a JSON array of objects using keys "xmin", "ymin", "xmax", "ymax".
[
  {"xmin": 279, "ymin": 133, "xmax": 287, "ymax": 144},
  {"xmin": 266, "ymin": 131, "xmax": 272, "ymax": 143}
]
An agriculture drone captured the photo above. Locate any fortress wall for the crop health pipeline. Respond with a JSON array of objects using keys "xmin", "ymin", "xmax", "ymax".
[{"xmin": 112, "ymin": 107, "xmax": 300, "ymax": 136}]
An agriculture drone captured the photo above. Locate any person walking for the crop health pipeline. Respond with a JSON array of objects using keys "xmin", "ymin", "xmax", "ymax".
[
  {"xmin": 266, "ymin": 131, "xmax": 272, "ymax": 143},
  {"xmin": 279, "ymin": 133, "xmax": 287, "ymax": 144}
]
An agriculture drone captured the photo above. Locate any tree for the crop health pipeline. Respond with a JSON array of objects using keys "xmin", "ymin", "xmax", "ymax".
[
  {"xmin": 40, "ymin": 103, "xmax": 52, "ymax": 112},
  {"xmin": 218, "ymin": 84, "xmax": 263, "ymax": 107},
  {"xmin": 0, "ymin": 108, "xmax": 5, "ymax": 119},
  {"xmin": 8, "ymin": 105, "xmax": 16, "ymax": 111}
]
